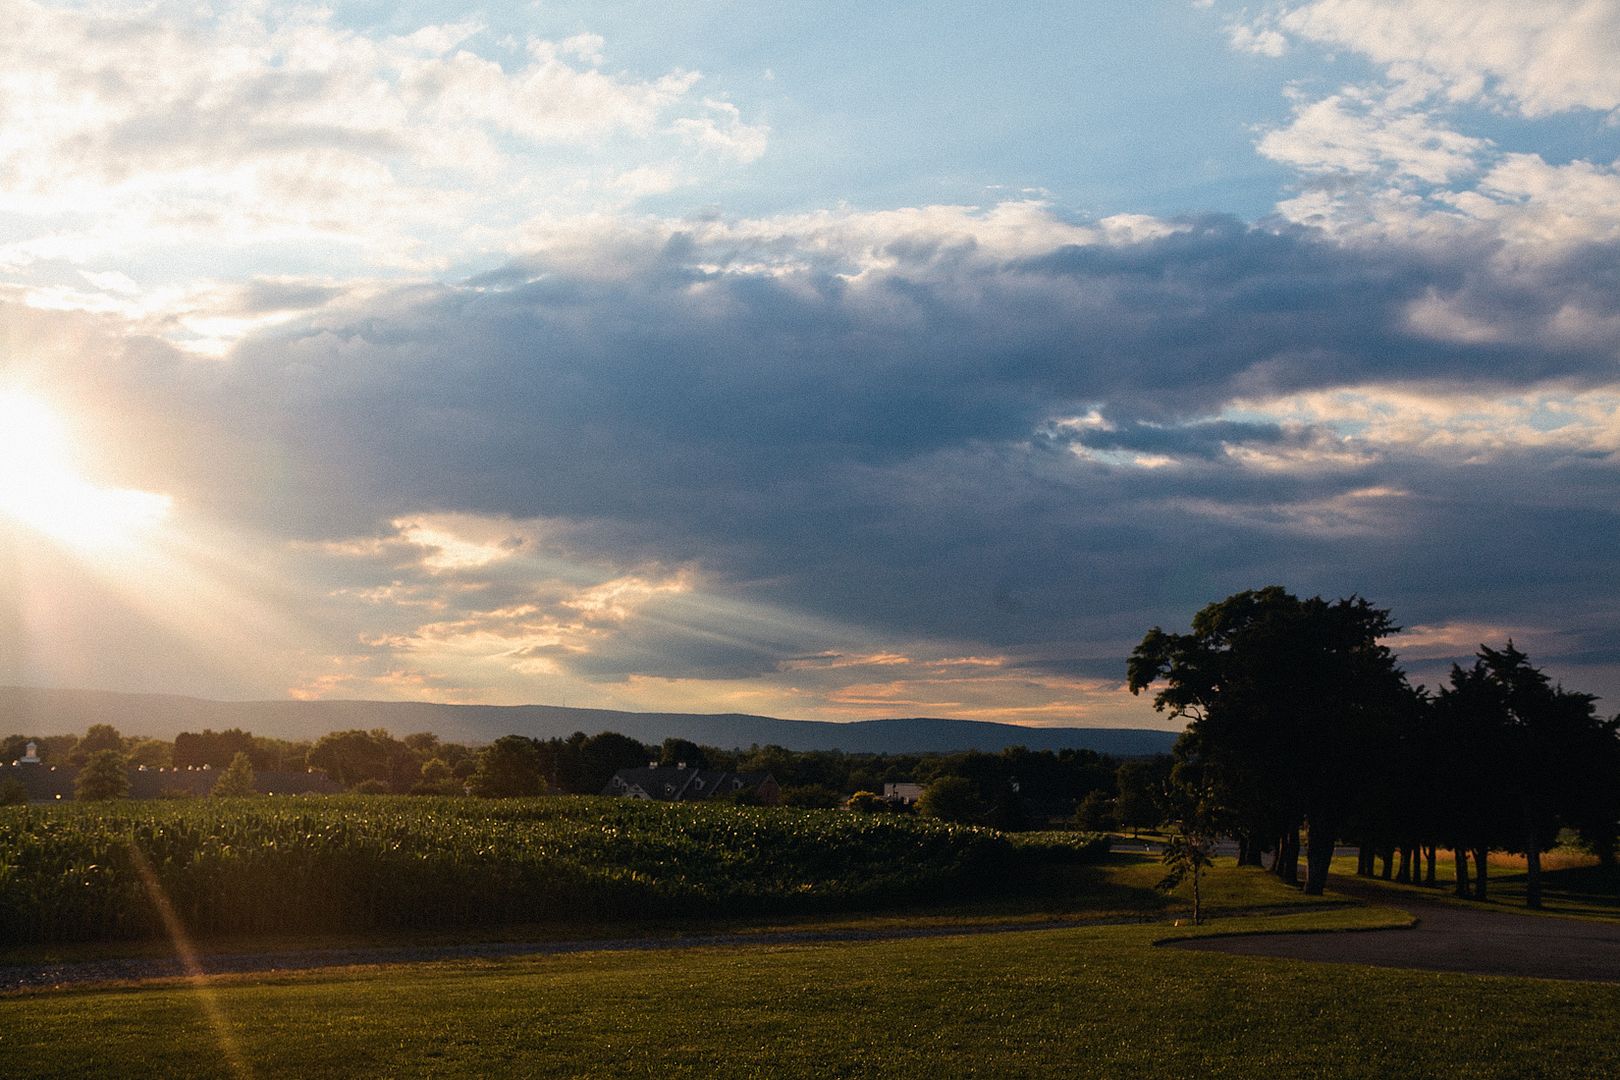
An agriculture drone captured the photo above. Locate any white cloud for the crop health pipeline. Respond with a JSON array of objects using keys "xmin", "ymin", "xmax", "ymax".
[
  {"xmin": 507, "ymin": 200, "xmax": 1180, "ymax": 283},
  {"xmin": 1228, "ymin": 23, "xmax": 1288, "ymax": 58},
  {"xmin": 1257, "ymin": 88, "xmax": 1487, "ymax": 184},
  {"xmin": 1227, "ymin": 385, "xmax": 1620, "ymax": 463},
  {"xmin": 1277, "ymin": 0, "xmax": 1620, "ymax": 117},
  {"xmin": 1246, "ymin": 7, "xmax": 1620, "ymax": 261},
  {"xmin": 1455, "ymin": 153, "xmax": 1620, "ymax": 249},
  {"xmin": 0, "ymin": 1, "xmax": 765, "ymax": 291},
  {"xmin": 671, "ymin": 100, "xmax": 771, "ymax": 162}
]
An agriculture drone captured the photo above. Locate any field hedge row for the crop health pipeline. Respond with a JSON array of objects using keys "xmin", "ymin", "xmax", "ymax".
[{"xmin": 0, "ymin": 797, "xmax": 1110, "ymax": 945}]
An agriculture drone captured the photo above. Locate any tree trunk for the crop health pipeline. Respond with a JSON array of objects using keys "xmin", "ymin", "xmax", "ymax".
[
  {"xmin": 1425, "ymin": 845, "xmax": 1437, "ymax": 887},
  {"xmin": 1276, "ymin": 825, "xmax": 1301, "ymax": 886},
  {"xmin": 1525, "ymin": 834, "xmax": 1543, "ymax": 910},
  {"xmin": 1379, "ymin": 846, "xmax": 1393, "ymax": 880},
  {"xmin": 1303, "ymin": 821, "xmax": 1335, "ymax": 895},
  {"xmin": 1395, "ymin": 846, "xmax": 1411, "ymax": 884},
  {"xmin": 1454, "ymin": 847, "xmax": 1470, "ymax": 898},
  {"xmin": 1357, "ymin": 842, "xmax": 1374, "ymax": 877},
  {"xmin": 1472, "ymin": 846, "xmax": 1488, "ymax": 901},
  {"xmin": 1192, "ymin": 861, "xmax": 1203, "ymax": 926}
]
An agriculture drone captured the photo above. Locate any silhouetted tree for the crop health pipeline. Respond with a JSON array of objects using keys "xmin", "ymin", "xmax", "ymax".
[
  {"xmin": 469, "ymin": 735, "xmax": 548, "ymax": 797},
  {"xmin": 75, "ymin": 750, "xmax": 129, "ymax": 801},
  {"xmin": 1130, "ymin": 587, "xmax": 1410, "ymax": 894},
  {"xmin": 412, "ymin": 757, "xmax": 457, "ymax": 796},
  {"xmin": 174, "ymin": 728, "xmax": 255, "ymax": 769},
  {"xmin": 1074, "ymin": 790, "xmax": 1118, "ymax": 832},
  {"xmin": 1436, "ymin": 643, "xmax": 1614, "ymax": 908},
  {"xmin": 917, "ymin": 775, "xmax": 986, "ymax": 824},
  {"xmin": 70, "ymin": 724, "xmax": 125, "ymax": 764},
  {"xmin": 306, "ymin": 729, "xmax": 418, "ymax": 792},
  {"xmin": 659, "ymin": 737, "xmax": 710, "ymax": 770},
  {"xmin": 126, "ymin": 738, "xmax": 172, "ymax": 768},
  {"xmin": 1115, "ymin": 756, "xmax": 1172, "ymax": 838},
  {"xmin": 578, "ymin": 732, "xmax": 655, "ymax": 793}
]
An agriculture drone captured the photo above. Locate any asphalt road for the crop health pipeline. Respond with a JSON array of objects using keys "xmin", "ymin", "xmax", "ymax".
[{"xmin": 1173, "ymin": 875, "xmax": 1620, "ymax": 982}]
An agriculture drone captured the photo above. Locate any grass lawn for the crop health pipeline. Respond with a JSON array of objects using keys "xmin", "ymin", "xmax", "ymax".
[
  {"xmin": 0, "ymin": 852, "xmax": 1335, "ymax": 967},
  {"xmin": 4, "ymin": 860, "xmax": 1613, "ymax": 1078},
  {"xmin": 5, "ymin": 901, "xmax": 1616, "ymax": 1079}
]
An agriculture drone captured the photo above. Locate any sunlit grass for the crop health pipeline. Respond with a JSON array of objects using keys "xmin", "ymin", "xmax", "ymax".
[{"xmin": 2, "ymin": 903, "xmax": 1612, "ymax": 1080}]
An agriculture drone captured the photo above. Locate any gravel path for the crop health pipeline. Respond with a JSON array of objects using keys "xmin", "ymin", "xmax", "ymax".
[{"xmin": 1172, "ymin": 875, "xmax": 1620, "ymax": 982}]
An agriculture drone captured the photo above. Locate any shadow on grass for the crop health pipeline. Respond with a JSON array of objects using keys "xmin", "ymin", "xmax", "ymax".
[
  {"xmin": 1489, "ymin": 864, "xmax": 1620, "ymax": 914},
  {"xmin": 1328, "ymin": 854, "xmax": 1620, "ymax": 921},
  {"xmin": 919, "ymin": 852, "xmax": 1335, "ymax": 924}
]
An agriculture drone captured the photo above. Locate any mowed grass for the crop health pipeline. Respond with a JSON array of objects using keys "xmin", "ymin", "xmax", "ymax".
[
  {"xmin": 0, "ymin": 851, "xmax": 1334, "ymax": 967},
  {"xmin": 4, "ymin": 902, "xmax": 1617, "ymax": 1079}
]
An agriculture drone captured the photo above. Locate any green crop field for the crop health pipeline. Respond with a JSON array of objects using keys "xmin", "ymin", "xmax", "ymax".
[{"xmin": 0, "ymin": 797, "xmax": 1087, "ymax": 945}]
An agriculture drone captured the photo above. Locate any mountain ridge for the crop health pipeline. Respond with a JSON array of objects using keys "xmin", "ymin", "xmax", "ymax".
[{"xmin": 0, "ymin": 685, "xmax": 1181, "ymax": 756}]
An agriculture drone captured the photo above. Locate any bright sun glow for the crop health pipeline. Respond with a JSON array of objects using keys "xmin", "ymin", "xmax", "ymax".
[{"xmin": 0, "ymin": 390, "xmax": 170, "ymax": 550}]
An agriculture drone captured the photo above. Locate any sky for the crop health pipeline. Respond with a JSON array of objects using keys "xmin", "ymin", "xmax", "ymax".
[{"xmin": 2, "ymin": 0, "xmax": 1620, "ymax": 730}]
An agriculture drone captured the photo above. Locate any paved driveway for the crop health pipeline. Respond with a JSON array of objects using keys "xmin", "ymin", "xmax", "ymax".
[{"xmin": 1173, "ymin": 876, "xmax": 1620, "ymax": 982}]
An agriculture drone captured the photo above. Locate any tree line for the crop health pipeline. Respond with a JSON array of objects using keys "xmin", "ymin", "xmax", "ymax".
[
  {"xmin": 5, "ymin": 723, "xmax": 1140, "ymax": 826},
  {"xmin": 1128, "ymin": 586, "xmax": 1620, "ymax": 908}
]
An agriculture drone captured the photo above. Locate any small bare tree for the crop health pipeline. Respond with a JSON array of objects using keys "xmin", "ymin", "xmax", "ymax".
[
  {"xmin": 1157, "ymin": 764, "xmax": 1222, "ymax": 926},
  {"xmin": 1158, "ymin": 829, "xmax": 1216, "ymax": 925}
]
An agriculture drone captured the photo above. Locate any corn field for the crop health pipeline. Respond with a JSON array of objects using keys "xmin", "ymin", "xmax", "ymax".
[{"xmin": 0, "ymin": 796, "xmax": 1016, "ymax": 945}]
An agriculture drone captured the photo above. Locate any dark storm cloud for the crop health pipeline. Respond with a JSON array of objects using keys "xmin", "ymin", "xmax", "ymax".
[
  {"xmin": 171, "ymin": 219, "xmax": 1615, "ymax": 532},
  {"xmin": 62, "ymin": 214, "xmax": 1620, "ymax": 695}
]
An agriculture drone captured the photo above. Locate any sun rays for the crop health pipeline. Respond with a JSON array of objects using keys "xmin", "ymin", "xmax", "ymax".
[{"xmin": 0, "ymin": 389, "xmax": 169, "ymax": 552}]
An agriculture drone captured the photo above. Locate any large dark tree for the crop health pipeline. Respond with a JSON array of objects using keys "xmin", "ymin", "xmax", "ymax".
[
  {"xmin": 1435, "ymin": 643, "xmax": 1616, "ymax": 908},
  {"xmin": 69, "ymin": 724, "xmax": 125, "ymax": 764},
  {"xmin": 1115, "ymin": 756, "xmax": 1173, "ymax": 837},
  {"xmin": 74, "ymin": 749, "xmax": 130, "ymax": 801},
  {"xmin": 1129, "ymin": 586, "xmax": 1411, "ymax": 895},
  {"xmin": 469, "ymin": 735, "xmax": 548, "ymax": 797},
  {"xmin": 306, "ymin": 729, "xmax": 419, "ymax": 791},
  {"xmin": 174, "ymin": 728, "xmax": 256, "ymax": 769}
]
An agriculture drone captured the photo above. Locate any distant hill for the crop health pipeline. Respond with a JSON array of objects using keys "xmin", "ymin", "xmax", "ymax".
[{"xmin": 0, "ymin": 686, "xmax": 1180, "ymax": 756}]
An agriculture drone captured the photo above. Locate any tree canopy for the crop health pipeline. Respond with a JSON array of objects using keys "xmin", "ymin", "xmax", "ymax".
[
  {"xmin": 74, "ymin": 750, "xmax": 130, "ymax": 801},
  {"xmin": 1132, "ymin": 588, "xmax": 1620, "ymax": 906}
]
